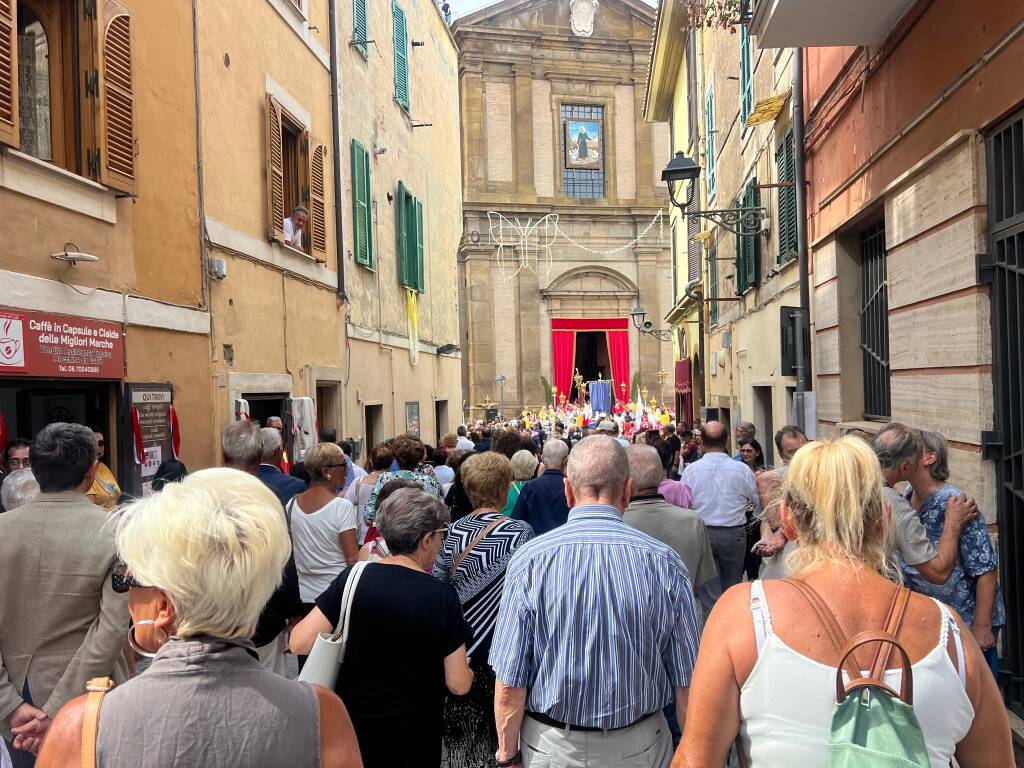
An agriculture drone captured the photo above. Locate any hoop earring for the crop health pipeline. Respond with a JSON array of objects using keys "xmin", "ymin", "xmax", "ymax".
[{"xmin": 128, "ymin": 619, "xmax": 167, "ymax": 659}]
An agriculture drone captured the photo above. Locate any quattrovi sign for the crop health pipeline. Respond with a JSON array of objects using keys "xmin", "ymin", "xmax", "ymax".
[{"xmin": 0, "ymin": 308, "xmax": 125, "ymax": 379}]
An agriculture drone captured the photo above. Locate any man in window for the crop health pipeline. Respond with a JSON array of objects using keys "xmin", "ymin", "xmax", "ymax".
[{"xmin": 283, "ymin": 206, "xmax": 309, "ymax": 250}]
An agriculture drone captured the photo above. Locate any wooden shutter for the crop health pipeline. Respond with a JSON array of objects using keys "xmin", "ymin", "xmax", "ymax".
[
  {"xmin": 783, "ymin": 131, "xmax": 798, "ymax": 261},
  {"xmin": 392, "ymin": 2, "xmax": 409, "ymax": 111},
  {"xmin": 96, "ymin": 0, "xmax": 136, "ymax": 194},
  {"xmin": 265, "ymin": 95, "xmax": 286, "ymax": 242},
  {"xmin": 709, "ymin": 242, "xmax": 719, "ymax": 325},
  {"xmin": 740, "ymin": 25, "xmax": 752, "ymax": 124},
  {"xmin": 735, "ymin": 179, "xmax": 761, "ymax": 292},
  {"xmin": 0, "ymin": 0, "xmax": 18, "ymax": 150},
  {"xmin": 705, "ymin": 88, "xmax": 715, "ymax": 198},
  {"xmin": 351, "ymin": 140, "xmax": 373, "ymax": 267},
  {"xmin": 353, "ymin": 0, "xmax": 368, "ymax": 57},
  {"xmin": 775, "ymin": 137, "xmax": 790, "ymax": 264},
  {"xmin": 414, "ymin": 197, "xmax": 424, "ymax": 293},
  {"xmin": 307, "ymin": 136, "xmax": 328, "ymax": 256},
  {"xmin": 397, "ymin": 181, "xmax": 409, "ymax": 286}
]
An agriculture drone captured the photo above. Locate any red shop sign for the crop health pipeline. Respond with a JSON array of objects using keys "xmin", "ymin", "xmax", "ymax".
[{"xmin": 0, "ymin": 308, "xmax": 125, "ymax": 380}]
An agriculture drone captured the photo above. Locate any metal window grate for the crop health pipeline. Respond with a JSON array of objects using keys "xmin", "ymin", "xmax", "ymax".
[
  {"xmin": 987, "ymin": 109, "xmax": 1024, "ymax": 716},
  {"xmin": 859, "ymin": 220, "xmax": 890, "ymax": 419},
  {"xmin": 561, "ymin": 104, "xmax": 605, "ymax": 199}
]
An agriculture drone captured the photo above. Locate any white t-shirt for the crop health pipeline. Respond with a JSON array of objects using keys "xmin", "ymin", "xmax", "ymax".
[
  {"xmin": 289, "ymin": 496, "xmax": 357, "ymax": 602},
  {"xmin": 456, "ymin": 436, "xmax": 475, "ymax": 451},
  {"xmin": 283, "ymin": 217, "xmax": 303, "ymax": 249}
]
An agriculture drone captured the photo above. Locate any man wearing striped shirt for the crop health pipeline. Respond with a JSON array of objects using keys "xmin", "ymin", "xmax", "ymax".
[{"xmin": 489, "ymin": 436, "xmax": 701, "ymax": 768}]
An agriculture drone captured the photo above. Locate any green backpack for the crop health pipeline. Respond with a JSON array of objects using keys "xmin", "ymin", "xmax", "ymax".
[{"xmin": 785, "ymin": 579, "xmax": 931, "ymax": 768}]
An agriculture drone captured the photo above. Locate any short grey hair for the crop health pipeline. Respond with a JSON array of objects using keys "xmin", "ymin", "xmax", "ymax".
[
  {"xmin": 566, "ymin": 435, "xmax": 629, "ymax": 498},
  {"xmin": 377, "ymin": 488, "xmax": 450, "ymax": 555},
  {"xmin": 510, "ymin": 449, "xmax": 539, "ymax": 481},
  {"xmin": 919, "ymin": 430, "xmax": 950, "ymax": 482},
  {"xmin": 1, "ymin": 468, "xmax": 40, "ymax": 510},
  {"xmin": 541, "ymin": 438, "xmax": 569, "ymax": 468},
  {"xmin": 872, "ymin": 422, "xmax": 921, "ymax": 471},
  {"xmin": 738, "ymin": 421, "xmax": 756, "ymax": 437},
  {"xmin": 626, "ymin": 444, "xmax": 664, "ymax": 492},
  {"xmin": 221, "ymin": 420, "xmax": 263, "ymax": 467},
  {"xmin": 259, "ymin": 427, "xmax": 283, "ymax": 463}
]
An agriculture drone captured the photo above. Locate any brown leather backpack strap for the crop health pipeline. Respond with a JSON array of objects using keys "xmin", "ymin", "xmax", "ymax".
[
  {"xmin": 451, "ymin": 517, "xmax": 505, "ymax": 577},
  {"xmin": 868, "ymin": 587, "xmax": 911, "ymax": 681},
  {"xmin": 81, "ymin": 677, "xmax": 113, "ymax": 768},
  {"xmin": 783, "ymin": 579, "xmax": 863, "ymax": 684},
  {"xmin": 837, "ymin": 631, "xmax": 914, "ymax": 705}
]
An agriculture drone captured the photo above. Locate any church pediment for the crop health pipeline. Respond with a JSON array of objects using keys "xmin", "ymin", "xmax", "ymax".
[{"xmin": 454, "ymin": 0, "xmax": 655, "ymax": 40}]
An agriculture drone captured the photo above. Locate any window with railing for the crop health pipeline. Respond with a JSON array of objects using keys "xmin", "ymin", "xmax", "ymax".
[{"xmin": 859, "ymin": 219, "xmax": 890, "ymax": 419}]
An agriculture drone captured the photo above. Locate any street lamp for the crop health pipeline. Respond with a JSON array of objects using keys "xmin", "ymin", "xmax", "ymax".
[
  {"xmin": 496, "ymin": 374, "xmax": 508, "ymax": 419},
  {"xmin": 661, "ymin": 151, "xmax": 769, "ymax": 236},
  {"xmin": 629, "ymin": 304, "xmax": 673, "ymax": 341}
]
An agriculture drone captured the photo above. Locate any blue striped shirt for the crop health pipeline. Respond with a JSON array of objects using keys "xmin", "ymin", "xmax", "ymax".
[{"xmin": 488, "ymin": 504, "xmax": 701, "ymax": 730}]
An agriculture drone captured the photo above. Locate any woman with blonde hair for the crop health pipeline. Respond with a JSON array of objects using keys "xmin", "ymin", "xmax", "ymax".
[
  {"xmin": 500, "ymin": 448, "xmax": 539, "ymax": 516},
  {"xmin": 290, "ymin": 442, "xmax": 359, "ymax": 612},
  {"xmin": 676, "ymin": 437, "xmax": 1012, "ymax": 768},
  {"xmin": 433, "ymin": 452, "xmax": 534, "ymax": 768},
  {"xmin": 36, "ymin": 468, "xmax": 362, "ymax": 768}
]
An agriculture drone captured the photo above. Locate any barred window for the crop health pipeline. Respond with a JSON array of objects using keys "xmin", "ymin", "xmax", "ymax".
[{"xmin": 860, "ymin": 220, "xmax": 890, "ymax": 419}]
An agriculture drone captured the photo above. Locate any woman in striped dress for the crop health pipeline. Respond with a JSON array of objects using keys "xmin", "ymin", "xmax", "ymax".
[{"xmin": 433, "ymin": 452, "xmax": 534, "ymax": 768}]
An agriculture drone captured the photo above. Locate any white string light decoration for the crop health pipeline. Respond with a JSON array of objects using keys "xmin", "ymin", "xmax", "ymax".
[
  {"xmin": 487, "ymin": 212, "xmax": 560, "ymax": 281},
  {"xmin": 485, "ymin": 209, "xmax": 666, "ymax": 283}
]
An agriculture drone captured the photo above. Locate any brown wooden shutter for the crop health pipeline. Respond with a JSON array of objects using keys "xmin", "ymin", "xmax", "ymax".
[
  {"xmin": 265, "ymin": 95, "xmax": 286, "ymax": 242},
  {"xmin": 96, "ymin": 0, "xmax": 136, "ymax": 194},
  {"xmin": 0, "ymin": 0, "xmax": 19, "ymax": 149},
  {"xmin": 308, "ymin": 136, "xmax": 328, "ymax": 257}
]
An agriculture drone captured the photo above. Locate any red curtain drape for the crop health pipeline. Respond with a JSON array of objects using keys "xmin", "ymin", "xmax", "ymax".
[
  {"xmin": 552, "ymin": 330, "xmax": 576, "ymax": 402},
  {"xmin": 676, "ymin": 359, "xmax": 693, "ymax": 428},
  {"xmin": 606, "ymin": 331, "xmax": 630, "ymax": 404}
]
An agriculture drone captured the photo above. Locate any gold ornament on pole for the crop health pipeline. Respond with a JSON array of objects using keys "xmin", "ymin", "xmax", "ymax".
[{"xmin": 657, "ymin": 369, "xmax": 668, "ymax": 409}]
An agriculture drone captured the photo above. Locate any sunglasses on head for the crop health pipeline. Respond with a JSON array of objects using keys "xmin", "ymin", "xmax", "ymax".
[{"xmin": 111, "ymin": 562, "xmax": 152, "ymax": 593}]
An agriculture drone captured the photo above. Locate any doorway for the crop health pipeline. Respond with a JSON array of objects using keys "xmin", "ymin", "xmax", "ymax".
[
  {"xmin": 434, "ymin": 399, "xmax": 448, "ymax": 444},
  {"xmin": 752, "ymin": 386, "xmax": 775, "ymax": 466},
  {"xmin": 364, "ymin": 404, "xmax": 384, "ymax": 450},
  {"xmin": 241, "ymin": 393, "xmax": 287, "ymax": 426},
  {"xmin": 571, "ymin": 332, "xmax": 610, "ymax": 400}
]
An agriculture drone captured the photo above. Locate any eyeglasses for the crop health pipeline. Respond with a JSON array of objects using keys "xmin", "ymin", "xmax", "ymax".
[
  {"xmin": 111, "ymin": 562, "xmax": 153, "ymax": 593},
  {"xmin": 5, "ymin": 457, "xmax": 30, "ymax": 469},
  {"xmin": 97, "ymin": 440, "xmax": 106, "ymax": 447}
]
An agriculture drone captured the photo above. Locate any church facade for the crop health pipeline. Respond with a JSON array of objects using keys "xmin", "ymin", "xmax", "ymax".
[{"xmin": 453, "ymin": 0, "xmax": 674, "ymax": 420}]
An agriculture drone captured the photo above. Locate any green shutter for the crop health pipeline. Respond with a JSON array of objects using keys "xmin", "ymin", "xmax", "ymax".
[
  {"xmin": 351, "ymin": 140, "xmax": 373, "ymax": 267},
  {"xmin": 353, "ymin": 0, "xmax": 368, "ymax": 57},
  {"xmin": 397, "ymin": 181, "xmax": 410, "ymax": 286},
  {"xmin": 776, "ymin": 130, "xmax": 798, "ymax": 264},
  {"xmin": 709, "ymin": 241, "xmax": 719, "ymax": 326},
  {"xmin": 736, "ymin": 179, "xmax": 761, "ymax": 293},
  {"xmin": 705, "ymin": 88, "xmax": 716, "ymax": 199},
  {"xmin": 740, "ymin": 25, "xmax": 752, "ymax": 125},
  {"xmin": 414, "ymin": 198, "xmax": 424, "ymax": 293},
  {"xmin": 393, "ymin": 3, "xmax": 410, "ymax": 111}
]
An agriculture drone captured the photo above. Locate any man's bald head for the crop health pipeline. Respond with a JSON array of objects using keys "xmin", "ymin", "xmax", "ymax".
[{"xmin": 702, "ymin": 421, "xmax": 729, "ymax": 451}]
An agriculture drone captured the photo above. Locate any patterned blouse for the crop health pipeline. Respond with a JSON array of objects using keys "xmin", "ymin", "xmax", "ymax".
[
  {"xmin": 363, "ymin": 469, "xmax": 444, "ymax": 521},
  {"xmin": 900, "ymin": 483, "xmax": 1006, "ymax": 627},
  {"xmin": 433, "ymin": 512, "xmax": 534, "ymax": 659}
]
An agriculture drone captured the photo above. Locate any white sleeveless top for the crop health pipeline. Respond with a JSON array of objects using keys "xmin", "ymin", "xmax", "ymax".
[{"xmin": 740, "ymin": 581, "xmax": 974, "ymax": 768}]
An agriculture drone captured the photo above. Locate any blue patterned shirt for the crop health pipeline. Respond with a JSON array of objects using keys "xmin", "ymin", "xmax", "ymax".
[
  {"xmin": 488, "ymin": 504, "xmax": 701, "ymax": 729},
  {"xmin": 900, "ymin": 483, "xmax": 1005, "ymax": 627}
]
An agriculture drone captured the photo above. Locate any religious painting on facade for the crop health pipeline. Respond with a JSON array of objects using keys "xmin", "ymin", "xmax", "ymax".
[
  {"xmin": 404, "ymin": 401, "xmax": 421, "ymax": 436},
  {"xmin": 564, "ymin": 119, "xmax": 602, "ymax": 169}
]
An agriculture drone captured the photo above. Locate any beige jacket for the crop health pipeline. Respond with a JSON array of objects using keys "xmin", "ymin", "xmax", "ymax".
[{"xmin": 0, "ymin": 491, "xmax": 128, "ymax": 733}]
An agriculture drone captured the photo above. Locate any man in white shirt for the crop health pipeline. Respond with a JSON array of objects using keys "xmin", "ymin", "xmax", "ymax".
[
  {"xmin": 455, "ymin": 425, "xmax": 475, "ymax": 451},
  {"xmin": 680, "ymin": 421, "xmax": 760, "ymax": 596},
  {"xmin": 283, "ymin": 206, "xmax": 309, "ymax": 250}
]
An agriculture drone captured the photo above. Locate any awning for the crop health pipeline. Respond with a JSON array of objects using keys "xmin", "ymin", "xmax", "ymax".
[{"xmin": 744, "ymin": 89, "xmax": 792, "ymax": 128}]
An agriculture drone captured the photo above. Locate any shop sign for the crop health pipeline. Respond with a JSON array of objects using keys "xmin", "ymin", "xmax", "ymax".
[{"xmin": 0, "ymin": 307, "xmax": 124, "ymax": 379}]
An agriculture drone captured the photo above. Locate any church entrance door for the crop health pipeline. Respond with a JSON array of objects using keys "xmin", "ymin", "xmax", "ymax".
[{"xmin": 571, "ymin": 332, "xmax": 610, "ymax": 401}]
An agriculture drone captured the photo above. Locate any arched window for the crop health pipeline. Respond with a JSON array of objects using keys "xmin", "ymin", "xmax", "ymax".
[{"xmin": 17, "ymin": 2, "xmax": 51, "ymax": 160}]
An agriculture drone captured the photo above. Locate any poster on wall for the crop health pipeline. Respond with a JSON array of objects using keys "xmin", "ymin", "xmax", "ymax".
[
  {"xmin": 121, "ymin": 383, "xmax": 174, "ymax": 499},
  {"xmin": 405, "ymin": 401, "xmax": 421, "ymax": 437},
  {"xmin": 564, "ymin": 119, "xmax": 602, "ymax": 170}
]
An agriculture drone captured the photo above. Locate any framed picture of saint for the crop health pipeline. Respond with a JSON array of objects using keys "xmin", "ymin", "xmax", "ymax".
[{"xmin": 565, "ymin": 118, "xmax": 602, "ymax": 170}]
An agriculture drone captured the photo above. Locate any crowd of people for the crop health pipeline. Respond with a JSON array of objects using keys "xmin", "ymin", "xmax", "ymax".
[{"xmin": 0, "ymin": 412, "xmax": 1014, "ymax": 767}]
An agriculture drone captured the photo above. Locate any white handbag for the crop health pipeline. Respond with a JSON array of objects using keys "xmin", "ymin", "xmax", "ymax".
[{"xmin": 297, "ymin": 560, "xmax": 369, "ymax": 688}]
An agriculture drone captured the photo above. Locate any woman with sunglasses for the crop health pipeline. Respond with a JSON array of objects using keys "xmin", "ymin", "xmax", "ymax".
[
  {"xmin": 289, "ymin": 442, "xmax": 360, "ymax": 619},
  {"xmin": 292, "ymin": 487, "xmax": 474, "ymax": 768},
  {"xmin": 86, "ymin": 428, "xmax": 121, "ymax": 511},
  {"xmin": 35, "ymin": 468, "xmax": 363, "ymax": 768}
]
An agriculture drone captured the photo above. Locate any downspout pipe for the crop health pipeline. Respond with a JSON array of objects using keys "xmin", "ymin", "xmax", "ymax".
[
  {"xmin": 328, "ymin": 0, "xmax": 348, "ymax": 302},
  {"xmin": 792, "ymin": 47, "xmax": 812, "ymax": 431},
  {"xmin": 685, "ymin": 278, "xmax": 704, "ymax": 422}
]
